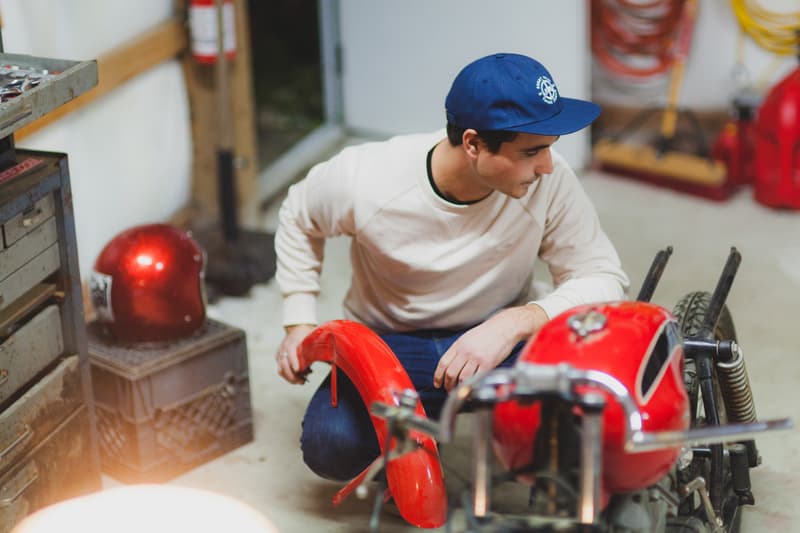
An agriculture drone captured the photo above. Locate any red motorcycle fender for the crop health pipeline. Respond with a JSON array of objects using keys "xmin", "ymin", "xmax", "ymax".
[{"xmin": 296, "ymin": 320, "xmax": 447, "ymax": 529}]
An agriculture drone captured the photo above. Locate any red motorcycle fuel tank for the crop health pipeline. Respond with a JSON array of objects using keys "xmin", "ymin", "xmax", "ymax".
[{"xmin": 493, "ymin": 302, "xmax": 689, "ymax": 502}]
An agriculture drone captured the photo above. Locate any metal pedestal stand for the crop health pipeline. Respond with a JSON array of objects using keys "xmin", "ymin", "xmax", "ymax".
[{"xmin": 193, "ymin": 0, "xmax": 276, "ymax": 300}]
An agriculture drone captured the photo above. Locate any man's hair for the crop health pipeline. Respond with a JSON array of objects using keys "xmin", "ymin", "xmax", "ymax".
[{"xmin": 446, "ymin": 123, "xmax": 518, "ymax": 153}]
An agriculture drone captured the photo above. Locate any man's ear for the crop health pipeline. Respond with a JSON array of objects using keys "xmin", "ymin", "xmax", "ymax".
[{"xmin": 462, "ymin": 129, "xmax": 482, "ymax": 159}]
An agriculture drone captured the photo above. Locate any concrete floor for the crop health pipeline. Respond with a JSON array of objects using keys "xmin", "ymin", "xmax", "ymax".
[{"xmin": 113, "ymin": 163, "xmax": 800, "ymax": 531}]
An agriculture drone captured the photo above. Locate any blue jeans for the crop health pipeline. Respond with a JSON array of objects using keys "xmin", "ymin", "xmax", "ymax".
[{"xmin": 299, "ymin": 327, "xmax": 524, "ymax": 481}]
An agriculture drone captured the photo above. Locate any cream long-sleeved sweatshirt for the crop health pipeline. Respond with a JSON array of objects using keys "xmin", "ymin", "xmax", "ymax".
[{"xmin": 275, "ymin": 130, "xmax": 629, "ymax": 332}]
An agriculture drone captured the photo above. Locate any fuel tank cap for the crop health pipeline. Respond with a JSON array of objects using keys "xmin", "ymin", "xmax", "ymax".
[{"xmin": 567, "ymin": 309, "xmax": 607, "ymax": 338}]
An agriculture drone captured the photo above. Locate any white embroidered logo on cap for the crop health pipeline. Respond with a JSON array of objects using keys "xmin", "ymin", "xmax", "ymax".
[{"xmin": 536, "ymin": 76, "xmax": 558, "ymax": 104}]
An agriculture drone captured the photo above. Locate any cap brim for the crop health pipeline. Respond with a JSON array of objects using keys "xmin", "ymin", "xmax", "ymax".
[{"xmin": 505, "ymin": 98, "xmax": 601, "ymax": 136}]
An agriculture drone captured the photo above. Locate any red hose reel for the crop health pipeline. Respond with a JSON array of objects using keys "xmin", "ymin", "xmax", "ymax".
[{"xmin": 591, "ymin": 0, "xmax": 689, "ymax": 79}]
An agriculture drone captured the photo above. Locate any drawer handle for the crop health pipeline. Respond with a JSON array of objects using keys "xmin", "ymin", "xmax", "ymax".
[
  {"xmin": 21, "ymin": 207, "xmax": 44, "ymax": 228},
  {"xmin": 0, "ymin": 424, "xmax": 32, "ymax": 462},
  {"xmin": 0, "ymin": 463, "xmax": 38, "ymax": 507}
]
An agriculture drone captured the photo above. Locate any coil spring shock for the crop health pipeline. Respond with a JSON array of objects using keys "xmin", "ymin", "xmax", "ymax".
[{"xmin": 717, "ymin": 343, "xmax": 757, "ymax": 423}]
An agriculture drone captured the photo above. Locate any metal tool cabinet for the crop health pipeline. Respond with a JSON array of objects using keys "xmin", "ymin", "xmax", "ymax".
[
  {"xmin": 0, "ymin": 150, "xmax": 102, "ymax": 531},
  {"xmin": 0, "ymin": 52, "xmax": 102, "ymax": 532}
]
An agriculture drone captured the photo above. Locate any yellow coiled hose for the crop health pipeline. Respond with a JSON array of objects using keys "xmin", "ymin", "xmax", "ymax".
[{"xmin": 731, "ymin": 0, "xmax": 800, "ymax": 55}]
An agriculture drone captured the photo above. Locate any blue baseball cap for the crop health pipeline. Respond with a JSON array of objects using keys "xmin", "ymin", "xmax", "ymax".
[{"xmin": 445, "ymin": 53, "xmax": 600, "ymax": 136}]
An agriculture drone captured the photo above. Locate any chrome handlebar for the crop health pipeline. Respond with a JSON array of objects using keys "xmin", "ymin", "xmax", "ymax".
[
  {"xmin": 369, "ymin": 362, "xmax": 791, "ymax": 528},
  {"xmin": 438, "ymin": 363, "xmax": 642, "ymax": 443},
  {"xmin": 434, "ymin": 362, "xmax": 791, "ymax": 452}
]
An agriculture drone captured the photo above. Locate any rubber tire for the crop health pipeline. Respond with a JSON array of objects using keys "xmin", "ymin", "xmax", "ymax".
[
  {"xmin": 672, "ymin": 291, "xmax": 737, "ymax": 426},
  {"xmin": 672, "ymin": 290, "xmax": 737, "ymax": 342}
]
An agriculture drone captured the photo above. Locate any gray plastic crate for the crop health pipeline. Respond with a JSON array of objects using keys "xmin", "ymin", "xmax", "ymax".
[{"xmin": 87, "ymin": 319, "xmax": 254, "ymax": 483}]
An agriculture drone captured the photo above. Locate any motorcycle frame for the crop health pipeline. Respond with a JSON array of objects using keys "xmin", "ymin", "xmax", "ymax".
[{"xmin": 373, "ymin": 247, "xmax": 791, "ymax": 530}]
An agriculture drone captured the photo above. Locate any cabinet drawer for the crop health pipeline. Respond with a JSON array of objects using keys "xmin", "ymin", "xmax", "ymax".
[
  {"xmin": 0, "ymin": 284, "xmax": 56, "ymax": 339},
  {"xmin": 2, "ymin": 194, "xmax": 55, "ymax": 249},
  {"xmin": 0, "ymin": 216, "xmax": 58, "ymax": 281},
  {"xmin": 0, "ymin": 356, "xmax": 82, "ymax": 476},
  {"xmin": 0, "ymin": 406, "xmax": 99, "ymax": 533},
  {"xmin": 0, "ymin": 305, "xmax": 63, "ymax": 405},
  {"xmin": 0, "ymin": 244, "xmax": 60, "ymax": 312}
]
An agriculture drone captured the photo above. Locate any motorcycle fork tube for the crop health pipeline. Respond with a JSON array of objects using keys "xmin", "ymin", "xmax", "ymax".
[
  {"xmin": 472, "ymin": 408, "xmax": 493, "ymax": 518},
  {"xmin": 696, "ymin": 353, "xmax": 724, "ymax": 513},
  {"xmin": 578, "ymin": 393, "xmax": 606, "ymax": 525}
]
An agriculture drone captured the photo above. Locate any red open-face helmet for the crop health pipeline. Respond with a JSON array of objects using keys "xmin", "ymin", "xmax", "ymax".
[{"xmin": 90, "ymin": 224, "xmax": 207, "ymax": 342}]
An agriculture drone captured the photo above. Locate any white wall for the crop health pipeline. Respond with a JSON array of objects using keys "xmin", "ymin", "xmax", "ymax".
[
  {"xmin": 338, "ymin": 0, "xmax": 797, "ymax": 167},
  {"xmin": 338, "ymin": 0, "xmax": 592, "ymax": 168},
  {"xmin": 0, "ymin": 0, "xmax": 192, "ymax": 280},
  {"xmin": 0, "ymin": 1, "xmax": 793, "ymax": 279}
]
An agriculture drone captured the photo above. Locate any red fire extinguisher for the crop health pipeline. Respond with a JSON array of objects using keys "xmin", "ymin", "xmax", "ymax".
[
  {"xmin": 189, "ymin": 0, "xmax": 236, "ymax": 64},
  {"xmin": 711, "ymin": 97, "xmax": 757, "ymax": 188}
]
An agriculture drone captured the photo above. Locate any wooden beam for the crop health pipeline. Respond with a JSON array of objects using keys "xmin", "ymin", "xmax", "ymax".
[
  {"xmin": 16, "ymin": 18, "xmax": 188, "ymax": 139},
  {"xmin": 181, "ymin": 0, "xmax": 259, "ymax": 223}
]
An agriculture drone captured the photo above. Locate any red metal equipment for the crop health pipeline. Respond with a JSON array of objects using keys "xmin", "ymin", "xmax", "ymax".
[{"xmin": 753, "ymin": 65, "xmax": 800, "ymax": 209}]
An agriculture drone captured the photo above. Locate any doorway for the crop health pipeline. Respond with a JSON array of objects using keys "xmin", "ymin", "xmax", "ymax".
[{"xmin": 248, "ymin": 0, "xmax": 343, "ymax": 203}]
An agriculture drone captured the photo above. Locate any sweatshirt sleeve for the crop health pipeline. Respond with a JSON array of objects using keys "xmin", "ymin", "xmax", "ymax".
[
  {"xmin": 529, "ymin": 162, "xmax": 630, "ymax": 319},
  {"xmin": 274, "ymin": 147, "xmax": 358, "ymax": 327}
]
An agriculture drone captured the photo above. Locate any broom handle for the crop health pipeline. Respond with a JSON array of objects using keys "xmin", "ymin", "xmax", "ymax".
[
  {"xmin": 661, "ymin": 61, "xmax": 684, "ymax": 139},
  {"xmin": 660, "ymin": 0, "xmax": 698, "ymax": 140}
]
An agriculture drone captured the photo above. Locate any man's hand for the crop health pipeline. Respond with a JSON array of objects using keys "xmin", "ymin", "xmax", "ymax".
[
  {"xmin": 276, "ymin": 324, "xmax": 317, "ymax": 384},
  {"xmin": 433, "ymin": 304, "xmax": 548, "ymax": 391}
]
